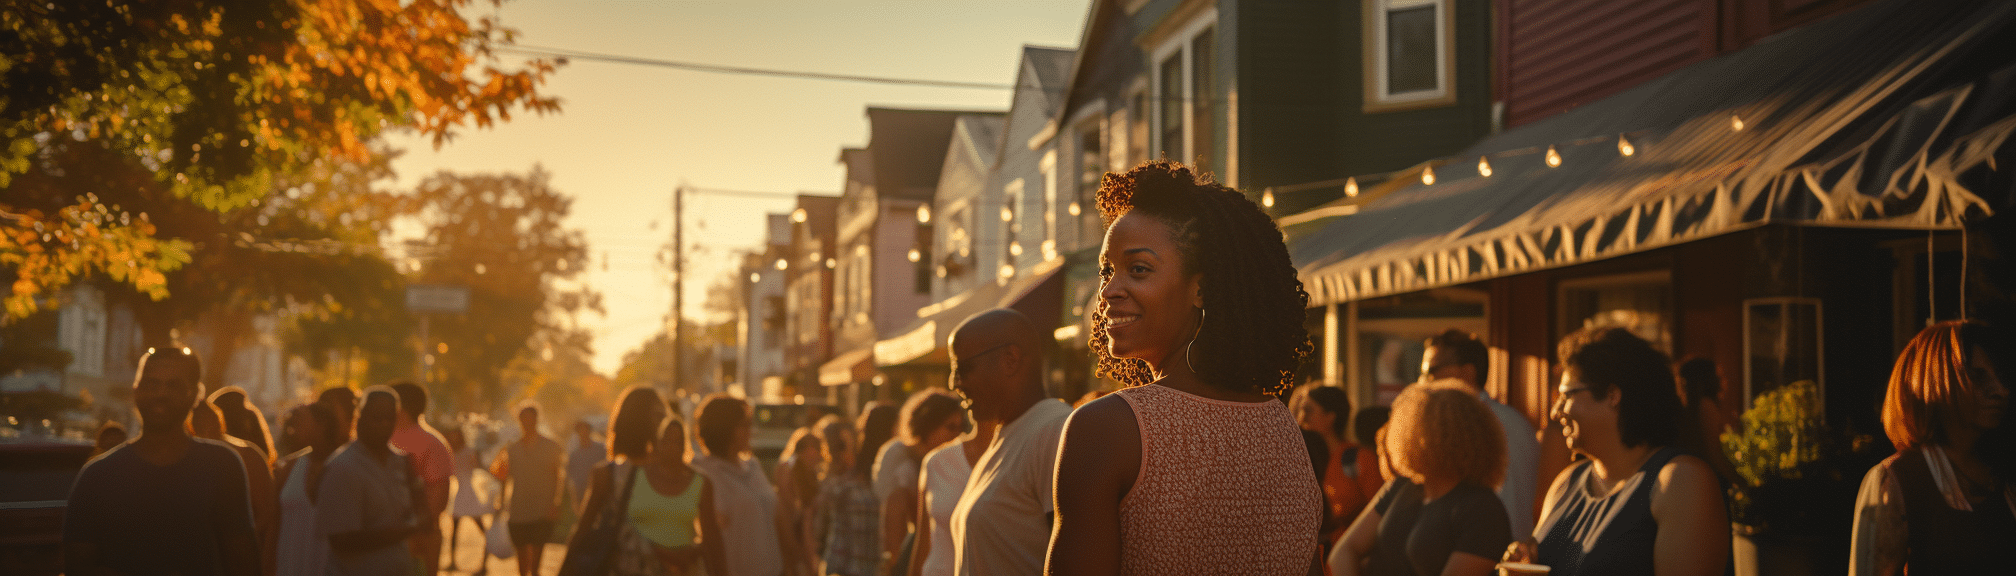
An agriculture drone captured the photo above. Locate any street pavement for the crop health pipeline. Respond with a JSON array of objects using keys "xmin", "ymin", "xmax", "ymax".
[{"xmin": 438, "ymin": 514, "xmax": 565, "ymax": 576}]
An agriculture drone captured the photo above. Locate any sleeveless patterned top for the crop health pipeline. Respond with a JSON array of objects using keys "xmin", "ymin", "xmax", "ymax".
[{"xmin": 1113, "ymin": 384, "xmax": 1324, "ymax": 575}]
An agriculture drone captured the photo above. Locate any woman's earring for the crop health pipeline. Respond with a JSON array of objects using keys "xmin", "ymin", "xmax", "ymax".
[{"xmin": 1185, "ymin": 308, "xmax": 1206, "ymax": 375}]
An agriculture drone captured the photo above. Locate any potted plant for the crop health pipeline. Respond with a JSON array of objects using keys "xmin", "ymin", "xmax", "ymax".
[{"xmin": 1720, "ymin": 380, "xmax": 1882, "ymax": 576}]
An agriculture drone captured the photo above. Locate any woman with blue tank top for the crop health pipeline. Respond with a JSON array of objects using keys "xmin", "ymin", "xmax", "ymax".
[{"xmin": 1504, "ymin": 327, "xmax": 1729, "ymax": 576}]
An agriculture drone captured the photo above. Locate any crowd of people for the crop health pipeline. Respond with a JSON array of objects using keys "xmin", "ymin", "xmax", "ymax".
[{"xmin": 60, "ymin": 160, "xmax": 2010, "ymax": 576}]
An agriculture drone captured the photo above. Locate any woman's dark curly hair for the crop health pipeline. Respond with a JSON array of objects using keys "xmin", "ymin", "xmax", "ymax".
[
  {"xmin": 1557, "ymin": 327, "xmax": 1681, "ymax": 449},
  {"xmin": 1089, "ymin": 160, "xmax": 1313, "ymax": 396}
]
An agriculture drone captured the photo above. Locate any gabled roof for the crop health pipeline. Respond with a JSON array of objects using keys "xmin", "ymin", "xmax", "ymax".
[
  {"xmin": 955, "ymin": 114, "xmax": 1008, "ymax": 172},
  {"xmin": 865, "ymin": 107, "xmax": 1000, "ymax": 202}
]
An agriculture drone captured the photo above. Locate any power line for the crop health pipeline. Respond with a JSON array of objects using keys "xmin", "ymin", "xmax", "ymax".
[{"xmin": 500, "ymin": 45, "xmax": 1019, "ymax": 91}]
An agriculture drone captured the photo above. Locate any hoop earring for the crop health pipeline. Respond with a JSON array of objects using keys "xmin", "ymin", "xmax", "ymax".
[{"xmin": 1185, "ymin": 308, "xmax": 1205, "ymax": 375}]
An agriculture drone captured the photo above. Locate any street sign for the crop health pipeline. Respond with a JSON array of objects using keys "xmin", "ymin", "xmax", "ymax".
[{"xmin": 405, "ymin": 284, "xmax": 470, "ymax": 314}]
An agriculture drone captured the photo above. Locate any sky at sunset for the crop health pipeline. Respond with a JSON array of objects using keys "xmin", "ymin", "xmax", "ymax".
[{"xmin": 384, "ymin": 0, "xmax": 1091, "ymax": 374}]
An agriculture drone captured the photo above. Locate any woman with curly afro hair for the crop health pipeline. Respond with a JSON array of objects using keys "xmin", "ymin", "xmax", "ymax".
[{"xmin": 1048, "ymin": 160, "xmax": 1323, "ymax": 575}]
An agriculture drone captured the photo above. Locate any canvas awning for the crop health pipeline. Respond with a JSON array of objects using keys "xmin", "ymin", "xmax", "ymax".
[
  {"xmin": 818, "ymin": 348, "xmax": 874, "ymax": 386},
  {"xmin": 871, "ymin": 258, "xmax": 1067, "ymax": 368},
  {"xmin": 1287, "ymin": 0, "xmax": 2016, "ymax": 306}
]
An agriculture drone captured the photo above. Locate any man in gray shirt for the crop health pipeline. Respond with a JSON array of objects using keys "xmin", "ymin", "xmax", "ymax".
[{"xmin": 319, "ymin": 386, "xmax": 427, "ymax": 576}]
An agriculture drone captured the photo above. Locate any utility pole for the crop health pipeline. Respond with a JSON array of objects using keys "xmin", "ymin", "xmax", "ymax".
[{"xmin": 669, "ymin": 185, "xmax": 684, "ymax": 395}]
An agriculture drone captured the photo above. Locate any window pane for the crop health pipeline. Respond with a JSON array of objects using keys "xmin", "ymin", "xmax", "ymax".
[
  {"xmin": 1159, "ymin": 54, "xmax": 1183, "ymax": 159},
  {"xmin": 1386, "ymin": 5, "xmax": 1438, "ymax": 94}
]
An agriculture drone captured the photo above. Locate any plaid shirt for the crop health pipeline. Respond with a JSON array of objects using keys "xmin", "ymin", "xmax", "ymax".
[{"xmin": 816, "ymin": 474, "xmax": 881, "ymax": 576}]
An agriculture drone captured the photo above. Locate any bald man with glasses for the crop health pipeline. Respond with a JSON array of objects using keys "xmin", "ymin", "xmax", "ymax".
[{"xmin": 945, "ymin": 309, "xmax": 1071, "ymax": 576}]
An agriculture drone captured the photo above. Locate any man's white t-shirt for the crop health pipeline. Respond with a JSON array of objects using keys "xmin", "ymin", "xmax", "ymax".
[{"xmin": 951, "ymin": 398, "xmax": 1071, "ymax": 576}]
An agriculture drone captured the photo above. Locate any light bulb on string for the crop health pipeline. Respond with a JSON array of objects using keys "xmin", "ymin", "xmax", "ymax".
[
  {"xmin": 916, "ymin": 205, "xmax": 931, "ymax": 224},
  {"xmin": 1545, "ymin": 145, "xmax": 1562, "ymax": 168},
  {"xmin": 774, "ymin": 259, "xmax": 787, "ymax": 270},
  {"xmin": 1345, "ymin": 177, "xmax": 1359, "ymax": 198},
  {"xmin": 1477, "ymin": 156, "xmax": 1493, "ymax": 177},
  {"xmin": 1731, "ymin": 115, "xmax": 1745, "ymax": 131},
  {"xmin": 1421, "ymin": 166, "xmax": 1436, "ymax": 186},
  {"xmin": 1068, "ymin": 202, "xmax": 1081, "ymax": 216},
  {"xmin": 1000, "ymin": 206, "xmax": 1013, "ymax": 222},
  {"xmin": 1617, "ymin": 135, "xmax": 1635, "ymax": 157},
  {"xmin": 906, "ymin": 248, "xmax": 921, "ymax": 262},
  {"xmin": 1261, "ymin": 190, "xmax": 1275, "ymax": 208},
  {"xmin": 792, "ymin": 209, "xmax": 807, "ymax": 223}
]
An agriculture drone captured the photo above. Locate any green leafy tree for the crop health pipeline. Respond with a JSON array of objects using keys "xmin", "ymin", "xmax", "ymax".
[
  {"xmin": 1, "ymin": 0, "xmax": 560, "ymax": 319},
  {"xmin": 407, "ymin": 167, "xmax": 598, "ymax": 413}
]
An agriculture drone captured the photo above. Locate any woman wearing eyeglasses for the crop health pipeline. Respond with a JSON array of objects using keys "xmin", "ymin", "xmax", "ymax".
[
  {"xmin": 1504, "ymin": 327, "xmax": 1729, "ymax": 576},
  {"xmin": 1047, "ymin": 160, "xmax": 1322, "ymax": 575}
]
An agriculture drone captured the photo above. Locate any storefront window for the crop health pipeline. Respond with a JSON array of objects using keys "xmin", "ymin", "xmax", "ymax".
[{"xmin": 1743, "ymin": 297, "xmax": 1824, "ymax": 413}]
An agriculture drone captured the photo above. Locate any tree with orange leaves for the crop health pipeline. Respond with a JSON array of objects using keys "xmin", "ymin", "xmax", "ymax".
[{"xmin": 0, "ymin": 0, "xmax": 561, "ymax": 320}]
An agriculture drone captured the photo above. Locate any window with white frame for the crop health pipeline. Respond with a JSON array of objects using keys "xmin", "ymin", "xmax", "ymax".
[
  {"xmin": 1152, "ymin": 13, "xmax": 1216, "ymax": 170},
  {"xmin": 1363, "ymin": 0, "xmax": 1455, "ymax": 112}
]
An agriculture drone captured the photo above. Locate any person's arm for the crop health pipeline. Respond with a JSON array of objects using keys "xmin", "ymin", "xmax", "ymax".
[
  {"xmin": 561, "ymin": 465, "xmax": 612, "ymax": 555},
  {"xmin": 1648, "ymin": 455, "xmax": 1729, "ymax": 576},
  {"xmin": 1327, "ymin": 500, "xmax": 1381, "ymax": 576},
  {"xmin": 880, "ymin": 482, "xmax": 918, "ymax": 575},
  {"xmin": 907, "ymin": 465, "xmax": 933, "ymax": 576},
  {"xmin": 697, "ymin": 480, "xmax": 731, "ymax": 576},
  {"xmin": 1506, "ymin": 461, "xmax": 1577, "ymax": 563},
  {"xmin": 1848, "ymin": 462, "xmax": 1906, "ymax": 576},
  {"xmin": 1044, "ymin": 395, "xmax": 1139, "ymax": 576},
  {"xmin": 489, "ymin": 446, "xmax": 511, "ymax": 480}
]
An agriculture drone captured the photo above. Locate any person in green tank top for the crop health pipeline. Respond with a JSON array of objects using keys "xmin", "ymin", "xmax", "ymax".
[{"xmin": 627, "ymin": 413, "xmax": 711, "ymax": 568}]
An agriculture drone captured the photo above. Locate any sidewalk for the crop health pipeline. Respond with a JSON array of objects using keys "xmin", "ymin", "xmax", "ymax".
[{"xmin": 438, "ymin": 515, "xmax": 564, "ymax": 576}]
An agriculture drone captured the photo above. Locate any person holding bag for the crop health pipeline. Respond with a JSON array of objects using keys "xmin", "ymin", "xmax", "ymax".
[{"xmin": 564, "ymin": 385, "xmax": 722, "ymax": 576}]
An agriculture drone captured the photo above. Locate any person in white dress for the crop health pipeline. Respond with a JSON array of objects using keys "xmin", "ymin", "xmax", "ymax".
[
  {"xmin": 275, "ymin": 403, "xmax": 345, "ymax": 576},
  {"xmin": 445, "ymin": 426, "xmax": 495, "ymax": 573}
]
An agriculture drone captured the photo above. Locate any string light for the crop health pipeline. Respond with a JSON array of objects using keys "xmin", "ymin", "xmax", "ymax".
[
  {"xmin": 1009, "ymin": 242, "xmax": 1023, "ymax": 256},
  {"xmin": 916, "ymin": 205, "xmax": 930, "ymax": 224},
  {"xmin": 1545, "ymin": 145, "xmax": 1562, "ymax": 168},
  {"xmin": 825, "ymin": 258, "xmax": 836, "ymax": 269},
  {"xmin": 1421, "ymin": 166, "xmax": 1436, "ymax": 186},
  {"xmin": 774, "ymin": 258, "xmax": 787, "ymax": 270},
  {"xmin": 749, "ymin": 272, "xmax": 760, "ymax": 283},
  {"xmin": 1067, "ymin": 202, "xmax": 1081, "ymax": 216},
  {"xmin": 998, "ymin": 263, "xmax": 1016, "ymax": 279},
  {"xmin": 1345, "ymin": 177, "xmax": 1359, "ymax": 198},
  {"xmin": 1261, "ymin": 190, "xmax": 1275, "ymax": 207},
  {"xmin": 1731, "ymin": 115, "xmax": 1745, "ymax": 131},
  {"xmin": 1000, "ymin": 206, "xmax": 1013, "ymax": 222},
  {"xmin": 1477, "ymin": 156, "xmax": 1492, "ymax": 177},
  {"xmin": 906, "ymin": 248, "xmax": 921, "ymax": 262},
  {"xmin": 792, "ymin": 208, "xmax": 807, "ymax": 223},
  {"xmin": 1617, "ymin": 135, "xmax": 1635, "ymax": 157}
]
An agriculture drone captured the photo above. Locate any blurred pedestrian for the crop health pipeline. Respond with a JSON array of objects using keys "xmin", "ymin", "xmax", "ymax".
[
  {"xmin": 1422, "ymin": 329, "xmax": 1539, "ymax": 539},
  {"xmin": 691, "ymin": 393, "xmax": 793, "ymax": 576},
  {"xmin": 1328, "ymin": 379, "xmax": 1509, "ymax": 576},
  {"xmin": 809, "ymin": 414, "xmax": 880, "ymax": 576},
  {"xmin": 945, "ymin": 308, "xmax": 1071, "ymax": 576},
  {"xmin": 190, "ymin": 397, "xmax": 279, "ymax": 576},
  {"xmin": 776, "ymin": 426, "xmax": 825, "ymax": 576},
  {"xmin": 1294, "ymin": 384, "xmax": 1382, "ymax": 548},
  {"xmin": 907, "ymin": 419, "xmax": 994, "ymax": 576},
  {"xmin": 563, "ymin": 385, "xmax": 666, "ymax": 575},
  {"xmin": 276, "ymin": 402, "xmax": 345, "ymax": 576},
  {"xmin": 319, "ymin": 386, "xmax": 428, "ymax": 576},
  {"xmin": 492, "ymin": 402, "xmax": 565, "ymax": 576},
  {"xmin": 389, "ymin": 381, "xmax": 453, "ymax": 576},
  {"xmin": 567, "ymin": 419, "xmax": 605, "ymax": 509},
  {"xmin": 211, "ymin": 386, "xmax": 277, "ymax": 466},
  {"xmin": 878, "ymin": 389, "xmax": 964, "ymax": 576},
  {"xmin": 318, "ymin": 386, "xmax": 359, "ymax": 443},
  {"xmin": 1049, "ymin": 160, "xmax": 1322, "ymax": 575},
  {"xmin": 63, "ymin": 347, "xmax": 260, "ymax": 576},
  {"xmin": 444, "ymin": 426, "xmax": 494, "ymax": 574},
  {"xmin": 1353, "ymin": 406, "xmax": 1392, "ymax": 485},
  {"xmin": 90, "ymin": 420, "xmax": 126, "ymax": 456},
  {"xmin": 1673, "ymin": 358, "xmax": 1744, "ymax": 490},
  {"xmin": 1850, "ymin": 321, "xmax": 2012, "ymax": 575},
  {"xmin": 1505, "ymin": 327, "xmax": 1728, "ymax": 576}
]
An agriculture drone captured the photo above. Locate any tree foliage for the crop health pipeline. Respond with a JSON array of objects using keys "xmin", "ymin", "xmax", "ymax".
[
  {"xmin": 1, "ymin": 0, "xmax": 561, "ymax": 318},
  {"xmin": 407, "ymin": 167, "xmax": 598, "ymax": 412}
]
